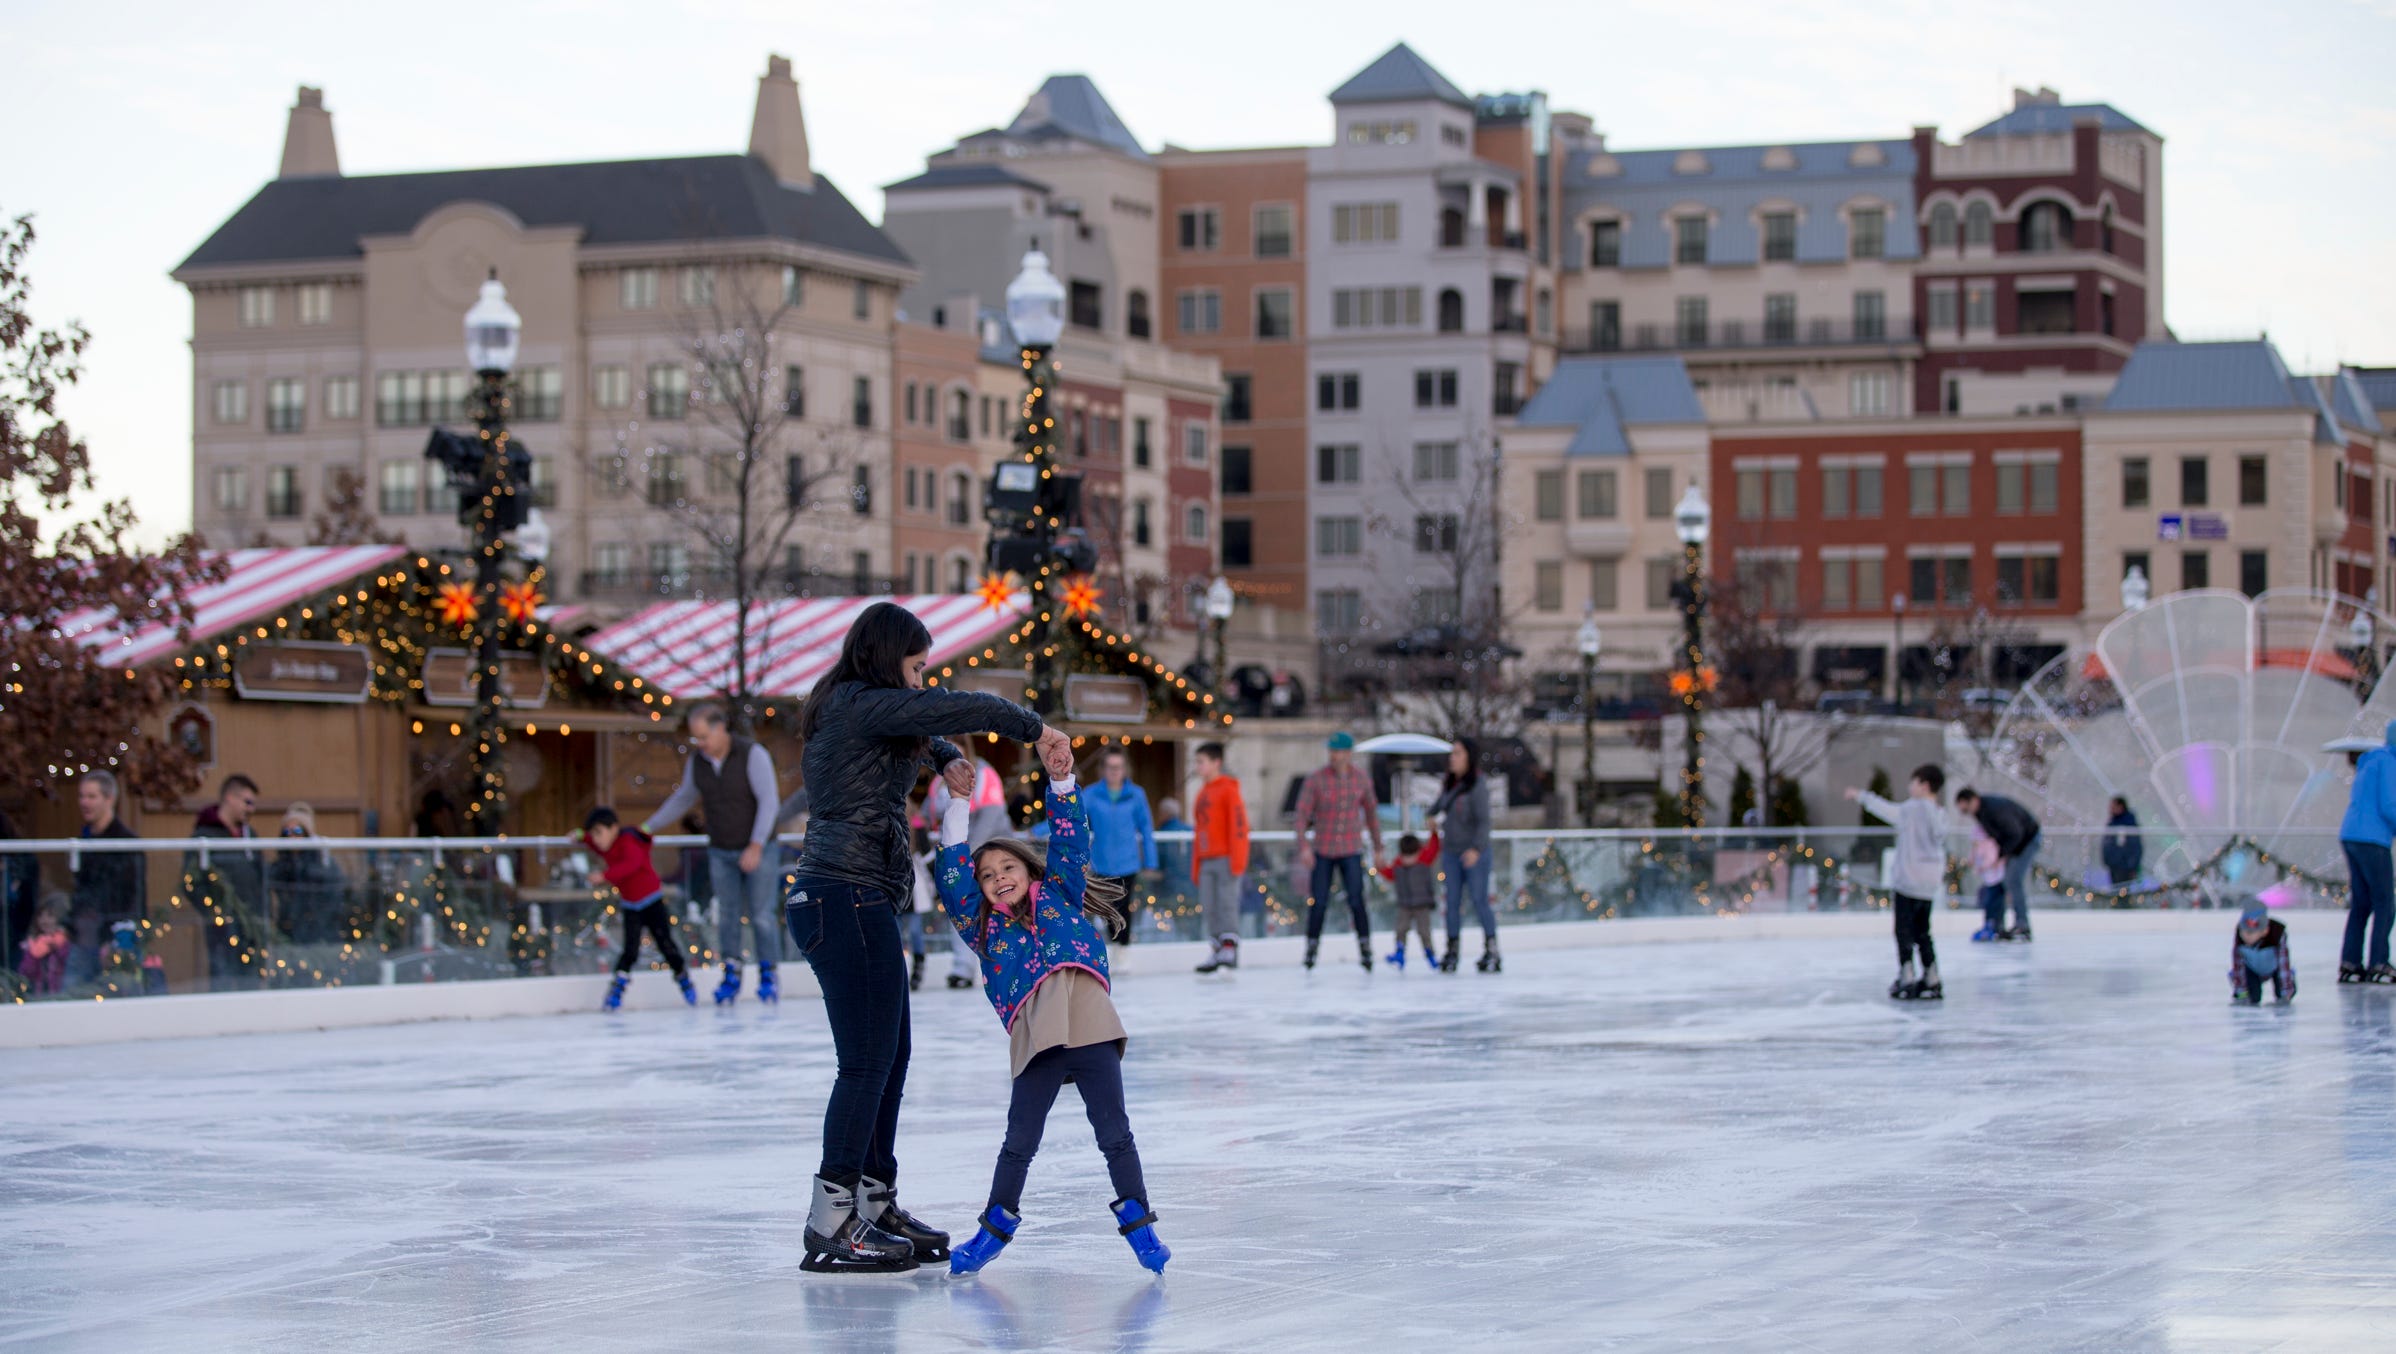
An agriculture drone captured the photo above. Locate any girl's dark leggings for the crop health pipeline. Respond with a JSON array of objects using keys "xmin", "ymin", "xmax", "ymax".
[
  {"xmin": 615, "ymin": 898, "xmax": 687, "ymax": 976},
  {"xmin": 989, "ymin": 1041, "xmax": 1147, "ymax": 1213}
]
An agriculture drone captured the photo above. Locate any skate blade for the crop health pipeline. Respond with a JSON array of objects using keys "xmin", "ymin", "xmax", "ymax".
[{"xmin": 800, "ymin": 1252, "xmax": 919, "ymax": 1275}]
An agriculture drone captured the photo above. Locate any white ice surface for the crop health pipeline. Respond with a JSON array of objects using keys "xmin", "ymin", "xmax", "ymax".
[{"xmin": 4, "ymin": 922, "xmax": 2394, "ymax": 1352}]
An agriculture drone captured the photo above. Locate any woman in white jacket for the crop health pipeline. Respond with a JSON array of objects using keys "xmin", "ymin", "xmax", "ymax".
[{"xmin": 1847, "ymin": 763, "xmax": 1949, "ymax": 1001}]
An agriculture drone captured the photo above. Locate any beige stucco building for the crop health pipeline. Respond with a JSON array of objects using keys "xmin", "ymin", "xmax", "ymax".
[{"xmin": 174, "ymin": 59, "xmax": 912, "ymax": 608}]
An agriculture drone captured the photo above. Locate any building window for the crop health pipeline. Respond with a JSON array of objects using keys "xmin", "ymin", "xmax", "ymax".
[
  {"xmin": 1348, "ymin": 119, "xmax": 1418, "ymax": 145},
  {"xmin": 1535, "ymin": 561, "xmax": 1564, "ymax": 612},
  {"xmin": 1535, "ymin": 469, "xmax": 1564, "ymax": 521},
  {"xmin": 2017, "ymin": 288, "xmax": 2076, "ymax": 335},
  {"xmin": 1069, "ymin": 279, "xmax": 1103, "ymax": 331},
  {"xmin": 378, "ymin": 461, "xmax": 419, "ymax": 516},
  {"xmin": 1318, "ymin": 589, "xmax": 1362, "ymax": 632},
  {"xmin": 1926, "ymin": 287, "xmax": 1957, "ymax": 333},
  {"xmin": 1315, "ymin": 444, "xmax": 1360, "ymax": 484},
  {"xmin": 782, "ymin": 365, "xmax": 805, "ymax": 419},
  {"xmin": 2239, "ymin": 454, "xmax": 2268, "ymax": 506},
  {"xmin": 265, "ymin": 378, "xmax": 305, "ymax": 433},
  {"xmin": 296, "ymin": 284, "xmax": 331, "ymax": 327},
  {"xmin": 620, "ymin": 268, "xmax": 657, "ymax": 311},
  {"xmin": 1964, "ymin": 285, "xmax": 1994, "ymax": 330},
  {"xmin": 2021, "ymin": 202, "xmax": 2069, "ymax": 253},
  {"xmin": 1734, "ymin": 554, "xmax": 1798, "ymax": 611},
  {"xmin": 265, "ymin": 466, "xmax": 302, "ymax": 520},
  {"xmin": 1910, "ymin": 461, "xmax": 1970, "ymax": 516},
  {"xmin": 1997, "ymin": 463, "xmax": 2024, "ymax": 514},
  {"xmin": 904, "ymin": 382, "xmax": 918, "ymax": 425},
  {"xmin": 1223, "ymin": 445, "xmax": 1253, "ymax": 496},
  {"xmin": 2030, "ymin": 461, "xmax": 2059, "ymax": 514},
  {"xmin": 1675, "ymin": 296, "xmax": 1708, "ymax": 347},
  {"xmin": 852, "ymin": 376, "xmax": 873, "ymax": 428},
  {"xmin": 783, "ymin": 455, "xmax": 807, "ymax": 508},
  {"xmin": 2180, "ymin": 456, "xmax": 2209, "ymax": 507},
  {"xmin": 1255, "ymin": 288, "xmax": 1294, "ymax": 339},
  {"xmin": 1906, "ymin": 554, "xmax": 1973, "ymax": 607},
  {"xmin": 1222, "ymin": 518, "xmax": 1253, "ymax": 567},
  {"xmin": 211, "ymin": 380, "xmax": 248, "ymax": 425},
  {"xmin": 1822, "ymin": 555, "xmax": 1886, "ymax": 611},
  {"xmin": 1928, "ymin": 202, "xmax": 1958, "ymax": 249},
  {"xmin": 1588, "ymin": 300, "xmax": 1621, "ymax": 351},
  {"xmin": 1674, "ymin": 215, "xmax": 1708, "ymax": 265},
  {"xmin": 1993, "ymin": 554, "xmax": 2061, "ymax": 606},
  {"xmin": 1184, "ymin": 503, "xmax": 1209, "ymax": 544},
  {"xmin": 1849, "ymin": 371, "xmax": 1891, "ymax": 416},
  {"xmin": 850, "ymin": 464, "xmax": 873, "ymax": 515},
  {"xmin": 979, "ymin": 394, "xmax": 994, "ymax": 437},
  {"xmin": 1177, "ymin": 289, "xmax": 1221, "ymax": 335},
  {"xmin": 947, "ymin": 389, "xmax": 971, "ymax": 442},
  {"xmin": 1330, "ymin": 286, "xmax": 1422, "ymax": 330},
  {"xmin": 1316, "ymin": 516, "xmax": 1362, "ymax": 557},
  {"xmin": 1853, "ymin": 291, "xmax": 1886, "ymax": 341},
  {"xmin": 1577, "ymin": 469, "xmax": 1618, "ymax": 519},
  {"xmin": 1964, "ymin": 201, "xmax": 1993, "ymax": 247},
  {"xmin": 1412, "ymin": 514, "xmax": 1459, "ymax": 554},
  {"xmin": 2240, "ymin": 549, "xmax": 2268, "ymax": 597},
  {"xmin": 1413, "ymin": 369, "xmax": 1459, "ymax": 409},
  {"xmin": 2123, "ymin": 551, "xmax": 2151, "ymax": 589},
  {"xmin": 1647, "ymin": 469, "xmax": 1674, "ymax": 519},
  {"xmin": 1410, "ymin": 588, "xmax": 1460, "ymax": 625},
  {"xmin": 1133, "ymin": 497, "xmax": 1154, "ymax": 547},
  {"xmin": 1399, "ymin": 440, "xmax": 1456, "ymax": 484},
  {"xmin": 1133, "ymin": 417, "xmax": 1152, "ymax": 468},
  {"xmin": 1316, "ymin": 372, "xmax": 1360, "ymax": 411},
  {"xmin": 1590, "ymin": 220, "xmax": 1622, "ymax": 268},
  {"xmin": 1763, "ymin": 293, "xmax": 1796, "ymax": 343},
  {"xmin": 517, "ymin": 367, "xmax": 562, "ymax": 421},
  {"xmin": 948, "ymin": 472, "xmax": 972, "ymax": 526},
  {"xmin": 238, "ymin": 287, "xmax": 274, "ymax": 328},
  {"xmin": 1331, "ymin": 202, "xmax": 1400, "ymax": 244},
  {"xmin": 1761, "ymin": 211, "xmax": 1796, "ymax": 263},
  {"xmin": 1177, "ymin": 207, "xmax": 1220, "ymax": 252},
  {"xmin": 1646, "ymin": 557, "xmax": 1677, "ymax": 610},
  {"xmin": 2182, "ymin": 549, "xmax": 2210, "ymax": 591},
  {"xmin": 1183, "ymin": 422, "xmax": 1208, "ymax": 465},
  {"xmin": 902, "ymin": 467, "xmax": 919, "ymax": 512},
  {"xmin": 212, "ymin": 466, "xmax": 248, "ymax": 513},
  {"xmin": 782, "ymin": 265, "xmax": 805, "ymax": 306},
  {"xmin": 324, "ymin": 375, "xmax": 360, "ymax": 421},
  {"xmin": 1850, "ymin": 207, "xmax": 1886, "ymax": 260},
  {"xmin": 593, "ymin": 365, "xmax": 631, "ymax": 410},
  {"xmin": 1589, "ymin": 558, "xmax": 1621, "ymax": 611},
  {"xmin": 647, "ymin": 364, "xmax": 688, "ymax": 419},
  {"xmin": 853, "ymin": 280, "xmax": 872, "ymax": 321},
  {"xmin": 1254, "ymin": 204, "xmax": 1294, "ymax": 258},
  {"xmin": 679, "ymin": 267, "xmax": 715, "ymax": 308},
  {"xmin": 645, "ymin": 452, "xmax": 686, "ymax": 507},
  {"xmin": 2123, "ymin": 457, "xmax": 2150, "ymax": 509}
]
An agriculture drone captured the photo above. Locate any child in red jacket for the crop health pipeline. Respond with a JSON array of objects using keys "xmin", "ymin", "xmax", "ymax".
[
  {"xmin": 1379, "ymin": 831, "xmax": 1441, "ymax": 969},
  {"xmin": 580, "ymin": 807, "xmax": 696, "ymax": 1010}
]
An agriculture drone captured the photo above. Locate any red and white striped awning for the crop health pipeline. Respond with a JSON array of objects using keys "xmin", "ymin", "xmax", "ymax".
[
  {"xmin": 581, "ymin": 593, "xmax": 1032, "ymax": 700},
  {"xmin": 61, "ymin": 545, "xmax": 411, "ymax": 668}
]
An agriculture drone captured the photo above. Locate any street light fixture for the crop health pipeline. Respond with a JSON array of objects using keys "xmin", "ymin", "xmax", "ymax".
[
  {"xmin": 994, "ymin": 247, "xmax": 1069, "ymax": 718},
  {"xmin": 1671, "ymin": 482, "xmax": 1710, "ymax": 828},
  {"xmin": 1005, "ymin": 246, "xmax": 1066, "ymax": 348},
  {"xmin": 1206, "ymin": 575, "xmax": 1235, "ymax": 699},
  {"xmin": 1576, "ymin": 610, "xmax": 1601, "ymax": 827},
  {"xmin": 463, "ymin": 270, "xmax": 520, "ymax": 831}
]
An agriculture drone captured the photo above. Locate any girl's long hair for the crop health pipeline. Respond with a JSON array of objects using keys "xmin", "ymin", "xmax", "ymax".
[
  {"xmin": 800, "ymin": 602, "xmax": 934, "ymax": 740},
  {"xmin": 966, "ymin": 837, "xmax": 1126, "ymax": 948},
  {"xmin": 1441, "ymin": 737, "xmax": 1481, "ymax": 792}
]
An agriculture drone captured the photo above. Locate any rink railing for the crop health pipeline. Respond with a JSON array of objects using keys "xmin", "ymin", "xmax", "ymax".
[{"xmin": 0, "ymin": 826, "xmax": 2346, "ymax": 1003}]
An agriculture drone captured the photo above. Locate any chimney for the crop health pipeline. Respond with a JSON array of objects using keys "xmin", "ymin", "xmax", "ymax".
[
  {"xmin": 278, "ymin": 86, "xmax": 341, "ymax": 179},
  {"xmin": 749, "ymin": 55, "xmax": 813, "ymax": 189}
]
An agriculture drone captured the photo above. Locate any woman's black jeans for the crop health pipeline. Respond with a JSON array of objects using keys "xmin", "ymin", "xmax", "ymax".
[{"xmin": 788, "ymin": 874, "xmax": 910, "ymax": 1188}]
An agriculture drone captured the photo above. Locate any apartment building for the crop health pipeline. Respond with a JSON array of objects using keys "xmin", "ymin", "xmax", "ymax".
[
  {"xmin": 893, "ymin": 321, "xmax": 1001, "ymax": 597},
  {"xmin": 1911, "ymin": 88, "xmax": 2165, "ymax": 416},
  {"xmin": 1554, "ymin": 130, "xmax": 1921, "ymax": 424},
  {"xmin": 881, "ymin": 77, "xmax": 1223, "ymax": 632},
  {"xmin": 175, "ymin": 61, "xmax": 909, "ymax": 607},
  {"xmin": 2085, "ymin": 341, "xmax": 2392, "ymax": 615}
]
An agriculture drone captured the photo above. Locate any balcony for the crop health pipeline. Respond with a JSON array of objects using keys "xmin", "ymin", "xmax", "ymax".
[
  {"xmin": 1564, "ymin": 316, "xmax": 1917, "ymax": 356},
  {"xmin": 1564, "ymin": 519, "xmax": 1634, "ymax": 556},
  {"xmin": 1492, "ymin": 314, "xmax": 1529, "ymax": 335},
  {"xmin": 577, "ymin": 567, "xmax": 909, "ymax": 603}
]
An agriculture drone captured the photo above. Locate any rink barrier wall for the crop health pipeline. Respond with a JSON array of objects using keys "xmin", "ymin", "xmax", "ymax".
[{"xmin": 0, "ymin": 907, "xmax": 2337, "ymax": 1050}]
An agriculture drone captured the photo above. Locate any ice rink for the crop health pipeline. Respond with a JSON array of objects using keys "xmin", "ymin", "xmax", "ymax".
[{"xmin": 5, "ymin": 918, "xmax": 2394, "ymax": 1351}]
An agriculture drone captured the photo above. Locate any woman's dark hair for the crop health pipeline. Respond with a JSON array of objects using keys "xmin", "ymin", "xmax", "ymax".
[
  {"xmin": 966, "ymin": 837, "xmax": 1127, "ymax": 944},
  {"xmin": 1442, "ymin": 737, "xmax": 1481, "ymax": 791},
  {"xmin": 800, "ymin": 602, "xmax": 934, "ymax": 739}
]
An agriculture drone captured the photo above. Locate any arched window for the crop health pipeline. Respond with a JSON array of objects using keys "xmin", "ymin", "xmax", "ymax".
[
  {"xmin": 1534, "ymin": 288, "xmax": 1553, "ymax": 335},
  {"xmin": 1185, "ymin": 502, "xmax": 1209, "ymax": 544},
  {"xmin": 1133, "ymin": 497, "xmax": 1153, "ymax": 548},
  {"xmin": 1437, "ymin": 287, "xmax": 1465, "ymax": 333},
  {"xmin": 1126, "ymin": 289, "xmax": 1152, "ymax": 340},
  {"xmin": 1927, "ymin": 202, "xmax": 1957, "ymax": 250},
  {"xmin": 948, "ymin": 472, "xmax": 971, "ymax": 526},
  {"xmin": 2020, "ymin": 201, "xmax": 2072, "ymax": 253},
  {"xmin": 1963, "ymin": 201, "xmax": 1993, "ymax": 247},
  {"xmin": 947, "ymin": 388, "xmax": 970, "ymax": 442}
]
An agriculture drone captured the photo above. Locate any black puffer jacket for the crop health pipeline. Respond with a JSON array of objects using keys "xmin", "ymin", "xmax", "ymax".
[{"xmin": 794, "ymin": 683, "xmax": 1043, "ymax": 900}]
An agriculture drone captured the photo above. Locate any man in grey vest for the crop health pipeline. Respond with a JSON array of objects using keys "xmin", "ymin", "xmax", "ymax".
[{"xmin": 645, "ymin": 702, "xmax": 784, "ymax": 1004}]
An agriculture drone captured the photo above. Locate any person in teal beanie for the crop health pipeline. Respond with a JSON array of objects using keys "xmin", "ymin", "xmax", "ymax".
[
  {"xmin": 1082, "ymin": 747, "xmax": 1158, "ymax": 942},
  {"xmin": 936, "ymin": 737, "xmax": 1170, "ymax": 1277}
]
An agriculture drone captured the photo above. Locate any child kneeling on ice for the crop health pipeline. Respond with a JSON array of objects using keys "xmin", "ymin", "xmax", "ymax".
[
  {"xmin": 580, "ymin": 808, "xmax": 697, "ymax": 1010},
  {"xmin": 2230, "ymin": 897, "xmax": 2297, "ymax": 1005},
  {"xmin": 935, "ymin": 745, "xmax": 1170, "ymax": 1277},
  {"xmin": 1847, "ymin": 763, "xmax": 1949, "ymax": 1001}
]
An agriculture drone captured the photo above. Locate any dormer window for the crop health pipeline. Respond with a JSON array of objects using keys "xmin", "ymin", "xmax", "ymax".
[{"xmin": 1349, "ymin": 120, "xmax": 1418, "ymax": 145}]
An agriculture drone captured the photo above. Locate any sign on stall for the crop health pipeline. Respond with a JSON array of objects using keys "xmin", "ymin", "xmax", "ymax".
[
  {"xmin": 1064, "ymin": 674, "xmax": 1147, "ymax": 724},
  {"xmin": 421, "ymin": 649, "xmax": 550, "ymax": 708},
  {"xmin": 233, "ymin": 641, "xmax": 374, "ymax": 703}
]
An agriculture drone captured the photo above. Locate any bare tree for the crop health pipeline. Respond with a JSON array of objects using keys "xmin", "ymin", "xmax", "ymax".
[
  {"xmin": 308, "ymin": 467, "xmax": 400, "ymax": 546},
  {"xmin": 1708, "ymin": 563, "xmax": 1855, "ymax": 827},
  {"xmin": 593, "ymin": 269, "xmax": 862, "ymax": 726}
]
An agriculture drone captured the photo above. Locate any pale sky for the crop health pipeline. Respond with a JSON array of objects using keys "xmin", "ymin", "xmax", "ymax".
[{"xmin": 8, "ymin": 0, "xmax": 2392, "ymax": 545}]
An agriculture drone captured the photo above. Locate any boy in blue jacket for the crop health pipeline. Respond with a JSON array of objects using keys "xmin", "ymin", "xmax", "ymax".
[{"xmin": 1082, "ymin": 747, "xmax": 1158, "ymax": 942}]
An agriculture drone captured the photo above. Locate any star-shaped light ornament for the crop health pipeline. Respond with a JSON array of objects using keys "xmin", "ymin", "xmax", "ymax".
[
  {"xmin": 434, "ymin": 582, "xmax": 480, "ymax": 627},
  {"xmin": 1062, "ymin": 575, "xmax": 1103, "ymax": 618},
  {"xmin": 976, "ymin": 574, "xmax": 1016, "ymax": 611},
  {"xmin": 499, "ymin": 580, "xmax": 544, "ymax": 624}
]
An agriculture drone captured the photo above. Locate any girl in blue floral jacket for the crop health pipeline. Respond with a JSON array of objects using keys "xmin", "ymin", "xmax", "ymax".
[{"xmin": 934, "ymin": 751, "xmax": 1171, "ymax": 1277}]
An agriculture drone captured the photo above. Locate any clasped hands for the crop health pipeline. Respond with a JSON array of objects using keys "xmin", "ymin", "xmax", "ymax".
[{"xmin": 939, "ymin": 724, "xmax": 1075, "ymax": 799}]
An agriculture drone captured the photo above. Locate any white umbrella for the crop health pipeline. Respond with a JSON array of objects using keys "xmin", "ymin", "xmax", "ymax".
[{"xmin": 1353, "ymin": 733, "xmax": 1453, "ymax": 755}]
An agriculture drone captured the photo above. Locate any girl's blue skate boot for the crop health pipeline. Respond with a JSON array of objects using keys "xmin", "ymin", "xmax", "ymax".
[
  {"xmin": 676, "ymin": 972, "xmax": 698, "ymax": 1005},
  {"xmin": 949, "ymin": 1205, "xmax": 1017, "ymax": 1276},
  {"xmin": 602, "ymin": 973, "xmax": 629, "ymax": 1011},
  {"xmin": 1111, "ymin": 1197, "xmax": 1170, "ymax": 1274}
]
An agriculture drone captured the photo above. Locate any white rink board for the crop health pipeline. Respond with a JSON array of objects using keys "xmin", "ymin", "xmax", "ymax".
[{"xmin": 3, "ymin": 914, "xmax": 2392, "ymax": 1351}]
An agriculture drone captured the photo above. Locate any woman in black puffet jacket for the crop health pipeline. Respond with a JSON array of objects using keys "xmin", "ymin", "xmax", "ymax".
[{"xmin": 790, "ymin": 601, "xmax": 1067, "ymax": 1274}]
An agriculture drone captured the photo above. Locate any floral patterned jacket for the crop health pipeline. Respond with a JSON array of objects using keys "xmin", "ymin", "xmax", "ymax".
[{"xmin": 936, "ymin": 778, "xmax": 1112, "ymax": 1031}]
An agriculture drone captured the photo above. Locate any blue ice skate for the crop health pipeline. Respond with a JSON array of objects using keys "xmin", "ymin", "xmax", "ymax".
[
  {"xmin": 949, "ymin": 1205, "xmax": 1017, "ymax": 1276},
  {"xmin": 1970, "ymin": 924, "xmax": 1999, "ymax": 943},
  {"xmin": 757, "ymin": 962, "xmax": 779, "ymax": 1005},
  {"xmin": 713, "ymin": 961, "xmax": 742, "ymax": 1006},
  {"xmin": 1111, "ymin": 1197, "xmax": 1170, "ymax": 1274},
  {"xmin": 676, "ymin": 973, "xmax": 698, "ymax": 1006},
  {"xmin": 1385, "ymin": 944, "xmax": 1407, "ymax": 970},
  {"xmin": 602, "ymin": 973, "xmax": 629, "ymax": 1011}
]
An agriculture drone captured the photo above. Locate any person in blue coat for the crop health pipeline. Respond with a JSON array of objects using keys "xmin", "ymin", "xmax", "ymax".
[
  {"xmin": 1081, "ymin": 747, "xmax": 1158, "ymax": 943},
  {"xmin": 2338, "ymin": 723, "xmax": 2396, "ymax": 984}
]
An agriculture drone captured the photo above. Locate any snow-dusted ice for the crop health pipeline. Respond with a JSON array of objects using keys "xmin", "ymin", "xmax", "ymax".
[{"xmin": 4, "ymin": 920, "xmax": 2394, "ymax": 1351}]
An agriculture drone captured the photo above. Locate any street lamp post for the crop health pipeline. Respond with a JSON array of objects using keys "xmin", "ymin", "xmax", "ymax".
[
  {"xmin": 1576, "ymin": 611, "xmax": 1601, "ymax": 827},
  {"xmin": 1673, "ymin": 483, "xmax": 1711, "ymax": 829},
  {"xmin": 1003, "ymin": 247, "xmax": 1066, "ymax": 717},
  {"xmin": 1206, "ymin": 576, "xmax": 1235, "ymax": 700},
  {"xmin": 462, "ymin": 272, "xmax": 521, "ymax": 832},
  {"xmin": 1891, "ymin": 591, "xmax": 1908, "ymax": 711}
]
